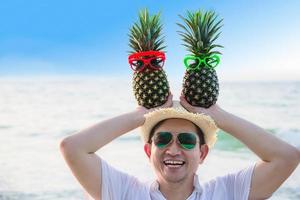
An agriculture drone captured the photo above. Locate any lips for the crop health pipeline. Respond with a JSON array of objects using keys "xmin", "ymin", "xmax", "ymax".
[{"xmin": 163, "ymin": 160, "xmax": 185, "ymax": 168}]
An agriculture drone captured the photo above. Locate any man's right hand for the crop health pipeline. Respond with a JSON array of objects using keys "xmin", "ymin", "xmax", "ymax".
[{"xmin": 59, "ymin": 94, "xmax": 174, "ymax": 200}]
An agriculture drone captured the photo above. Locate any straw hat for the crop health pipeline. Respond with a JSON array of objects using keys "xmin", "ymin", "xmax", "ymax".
[{"xmin": 140, "ymin": 101, "xmax": 219, "ymax": 148}]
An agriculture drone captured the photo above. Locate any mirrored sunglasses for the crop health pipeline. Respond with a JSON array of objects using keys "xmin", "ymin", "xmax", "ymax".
[{"xmin": 152, "ymin": 131, "xmax": 198, "ymax": 150}]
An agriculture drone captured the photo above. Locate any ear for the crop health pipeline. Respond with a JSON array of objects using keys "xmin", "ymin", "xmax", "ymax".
[
  {"xmin": 199, "ymin": 144, "xmax": 209, "ymax": 164},
  {"xmin": 144, "ymin": 143, "xmax": 152, "ymax": 158}
]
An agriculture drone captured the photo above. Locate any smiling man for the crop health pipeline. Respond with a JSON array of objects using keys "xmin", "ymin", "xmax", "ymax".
[
  {"xmin": 143, "ymin": 118, "xmax": 211, "ymax": 200},
  {"xmin": 60, "ymin": 94, "xmax": 300, "ymax": 200}
]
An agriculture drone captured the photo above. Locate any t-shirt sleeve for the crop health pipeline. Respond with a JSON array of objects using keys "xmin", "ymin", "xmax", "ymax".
[
  {"xmin": 100, "ymin": 159, "xmax": 148, "ymax": 200},
  {"xmin": 221, "ymin": 163, "xmax": 256, "ymax": 200}
]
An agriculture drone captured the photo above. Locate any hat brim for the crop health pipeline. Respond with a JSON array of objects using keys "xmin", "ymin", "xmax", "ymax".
[{"xmin": 140, "ymin": 101, "xmax": 219, "ymax": 148}]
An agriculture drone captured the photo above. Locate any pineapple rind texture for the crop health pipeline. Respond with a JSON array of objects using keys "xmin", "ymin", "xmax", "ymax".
[
  {"xmin": 182, "ymin": 68, "xmax": 219, "ymax": 108},
  {"xmin": 133, "ymin": 68, "xmax": 169, "ymax": 109}
]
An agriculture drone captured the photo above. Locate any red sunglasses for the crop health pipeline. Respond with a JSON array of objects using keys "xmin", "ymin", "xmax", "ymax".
[{"xmin": 128, "ymin": 51, "xmax": 166, "ymax": 72}]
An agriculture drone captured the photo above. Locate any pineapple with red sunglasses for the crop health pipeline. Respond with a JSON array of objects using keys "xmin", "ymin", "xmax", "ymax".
[{"xmin": 128, "ymin": 9, "xmax": 170, "ymax": 109}]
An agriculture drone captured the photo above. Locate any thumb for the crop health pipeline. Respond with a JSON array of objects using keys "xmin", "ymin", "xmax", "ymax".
[
  {"xmin": 161, "ymin": 93, "xmax": 173, "ymax": 108},
  {"xmin": 179, "ymin": 95, "xmax": 192, "ymax": 111}
]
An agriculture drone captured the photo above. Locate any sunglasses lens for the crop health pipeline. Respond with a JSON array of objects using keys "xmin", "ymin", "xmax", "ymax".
[
  {"xmin": 206, "ymin": 55, "xmax": 220, "ymax": 68},
  {"xmin": 178, "ymin": 133, "xmax": 197, "ymax": 150},
  {"xmin": 154, "ymin": 132, "xmax": 172, "ymax": 149},
  {"xmin": 150, "ymin": 57, "xmax": 164, "ymax": 69},
  {"xmin": 184, "ymin": 57, "xmax": 199, "ymax": 70},
  {"xmin": 187, "ymin": 59, "xmax": 198, "ymax": 68},
  {"xmin": 131, "ymin": 60, "xmax": 144, "ymax": 71}
]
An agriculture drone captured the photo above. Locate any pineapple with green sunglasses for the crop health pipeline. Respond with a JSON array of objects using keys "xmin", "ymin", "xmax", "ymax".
[{"xmin": 178, "ymin": 10, "xmax": 223, "ymax": 108}]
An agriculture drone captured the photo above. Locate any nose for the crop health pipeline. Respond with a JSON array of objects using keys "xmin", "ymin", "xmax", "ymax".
[{"xmin": 165, "ymin": 140, "xmax": 181, "ymax": 156}]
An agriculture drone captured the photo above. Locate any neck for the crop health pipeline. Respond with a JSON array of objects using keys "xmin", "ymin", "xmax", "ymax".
[{"xmin": 158, "ymin": 177, "xmax": 194, "ymax": 200}]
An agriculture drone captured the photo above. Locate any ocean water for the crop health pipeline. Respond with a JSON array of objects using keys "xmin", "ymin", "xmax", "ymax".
[{"xmin": 0, "ymin": 76, "xmax": 299, "ymax": 200}]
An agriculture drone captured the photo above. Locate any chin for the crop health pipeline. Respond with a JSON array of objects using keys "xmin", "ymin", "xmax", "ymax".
[
  {"xmin": 165, "ymin": 176, "xmax": 186, "ymax": 183},
  {"xmin": 163, "ymin": 171, "xmax": 187, "ymax": 183}
]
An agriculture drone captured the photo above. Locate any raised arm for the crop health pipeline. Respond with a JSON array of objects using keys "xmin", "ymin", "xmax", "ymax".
[
  {"xmin": 60, "ymin": 94, "xmax": 173, "ymax": 200},
  {"xmin": 180, "ymin": 96, "xmax": 300, "ymax": 200}
]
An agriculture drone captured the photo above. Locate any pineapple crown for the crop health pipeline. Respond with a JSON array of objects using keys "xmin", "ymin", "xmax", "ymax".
[
  {"xmin": 177, "ymin": 10, "xmax": 223, "ymax": 57},
  {"xmin": 128, "ymin": 9, "xmax": 166, "ymax": 54}
]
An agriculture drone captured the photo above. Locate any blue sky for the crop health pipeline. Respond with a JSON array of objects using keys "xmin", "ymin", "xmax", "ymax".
[{"xmin": 0, "ymin": 0, "xmax": 300, "ymax": 81}]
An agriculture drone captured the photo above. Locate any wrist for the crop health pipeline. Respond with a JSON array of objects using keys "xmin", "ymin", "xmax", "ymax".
[
  {"xmin": 132, "ymin": 109, "xmax": 147, "ymax": 127},
  {"xmin": 210, "ymin": 106, "xmax": 227, "ymax": 128}
]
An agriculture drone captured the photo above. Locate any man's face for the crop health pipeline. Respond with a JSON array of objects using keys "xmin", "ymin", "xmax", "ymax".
[{"xmin": 144, "ymin": 118, "xmax": 208, "ymax": 184}]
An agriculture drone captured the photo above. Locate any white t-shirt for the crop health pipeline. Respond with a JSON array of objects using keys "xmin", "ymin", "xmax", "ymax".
[{"xmin": 101, "ymin": 159, "xmax": 255, "ymax": 200}]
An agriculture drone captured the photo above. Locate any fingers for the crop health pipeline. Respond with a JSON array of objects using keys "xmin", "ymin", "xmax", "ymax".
[
  {"xmin": 179, "ymin": 94, "xmax": 189, "ymax": 107},
  {"xmin": 179, "ymin": 94, "xmax": 207, "ymax": 114},
  {"xmin": 179, "ymin": 95, "xmax": 186, "ymax": 106},
  {"xmin": 163, "ymin": 93, "xmax": 173, "ymax": 108},
  {"xmin": 179, "ymin": 94, "xmax": 186, "ymax": 103},
  {"xmin": 179, "ymin": 95, "xmax": 193, "ymax": 112}
]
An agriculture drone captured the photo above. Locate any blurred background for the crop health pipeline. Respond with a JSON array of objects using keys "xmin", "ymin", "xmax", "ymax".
[{"xmin": 0, "ymin": 0, "xmax": 299, "ymax": 199}]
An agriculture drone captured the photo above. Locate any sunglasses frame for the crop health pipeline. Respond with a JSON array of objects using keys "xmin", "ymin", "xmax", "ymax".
[
  {"xmin": 128, "ymin": 51, "xmax": 166, "ymax": 72},
  {"xmin": 183, "ymin": 54, "xmax": 220, "ymax": 71},
  {"xmin": 152, "ymin": 131, "xmax": 199, "ymax": 150}
]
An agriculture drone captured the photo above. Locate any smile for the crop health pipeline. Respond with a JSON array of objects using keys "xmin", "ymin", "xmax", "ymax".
[{"xmin": 163, "ymin": 160, "xmax": 185, "ymax": 168}]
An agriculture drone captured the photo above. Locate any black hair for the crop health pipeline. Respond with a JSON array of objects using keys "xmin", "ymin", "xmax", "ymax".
[{"xmin": 148, "ymin": 118, "xmax": 206, "ymax": 145}]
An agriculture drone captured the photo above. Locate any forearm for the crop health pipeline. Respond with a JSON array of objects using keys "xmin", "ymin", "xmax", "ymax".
[
  {"xmin": 213, "ymin": 107, "xmax": 300, "ymax": 163},
  {"xmin": 212, "ymin": 108, "xmax": 300, "ymax": 199},
  {"xmin": 180, "ymin": 96, "xmax": 299, "ymax": 198},
  {"xmin": 61, "ymin": 109, "xmax": 145, "ymax": 154}
]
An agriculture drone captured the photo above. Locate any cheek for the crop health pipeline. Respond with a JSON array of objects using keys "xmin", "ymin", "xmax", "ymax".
[
  {"xmin": 150, "ymin": 149, "xmax": 163, "ymax": 165},
  {"xmin": 189, "ymin": 151, "xmax": 201, "ymax": 165}
]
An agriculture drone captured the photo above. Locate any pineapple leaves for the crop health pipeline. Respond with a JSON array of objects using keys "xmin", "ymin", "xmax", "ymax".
[
  {"xmin": 129, "ymin": 9, "xmax": 166, "ymax": 53},
  {"xmin": 177, "ymin": 10, "xmax": 223, "ymax": 55}
]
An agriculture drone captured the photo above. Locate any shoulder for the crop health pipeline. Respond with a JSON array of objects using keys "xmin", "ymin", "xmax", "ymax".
[
  {"xmin": 200, "ymin": 164, "xmax": 256, "ymax": 200},
  {"xmin": 101, "ymin": 159, "xmax": 151, "ymax": 199},
  {"xmin": 101, "ymin": 159, "xmax": 148, "ymax": 186}
]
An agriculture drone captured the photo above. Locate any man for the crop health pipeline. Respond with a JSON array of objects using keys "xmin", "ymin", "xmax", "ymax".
[{"xmin": 60, "ymin": 94, "xmax": 300, "ymax": 200}]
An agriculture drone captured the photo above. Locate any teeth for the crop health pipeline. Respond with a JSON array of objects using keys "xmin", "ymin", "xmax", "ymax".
[{"xmin": 164, "ymin": 160, "xmax": 184, "ymax": 165}]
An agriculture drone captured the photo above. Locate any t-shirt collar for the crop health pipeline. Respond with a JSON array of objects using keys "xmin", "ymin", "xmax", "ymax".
[{"xmin": 151, "ymin": 174, "xmax": 202, "ymax": 193}]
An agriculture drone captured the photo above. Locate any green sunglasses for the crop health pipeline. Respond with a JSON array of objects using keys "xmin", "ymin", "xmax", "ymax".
[
  {"xmin": 152, "ymin": 132, "xmax": 198, "ymax": 150},
  {"xmin": 183, "ymin": 54, "xmax": 220, "ymax": 71}
]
